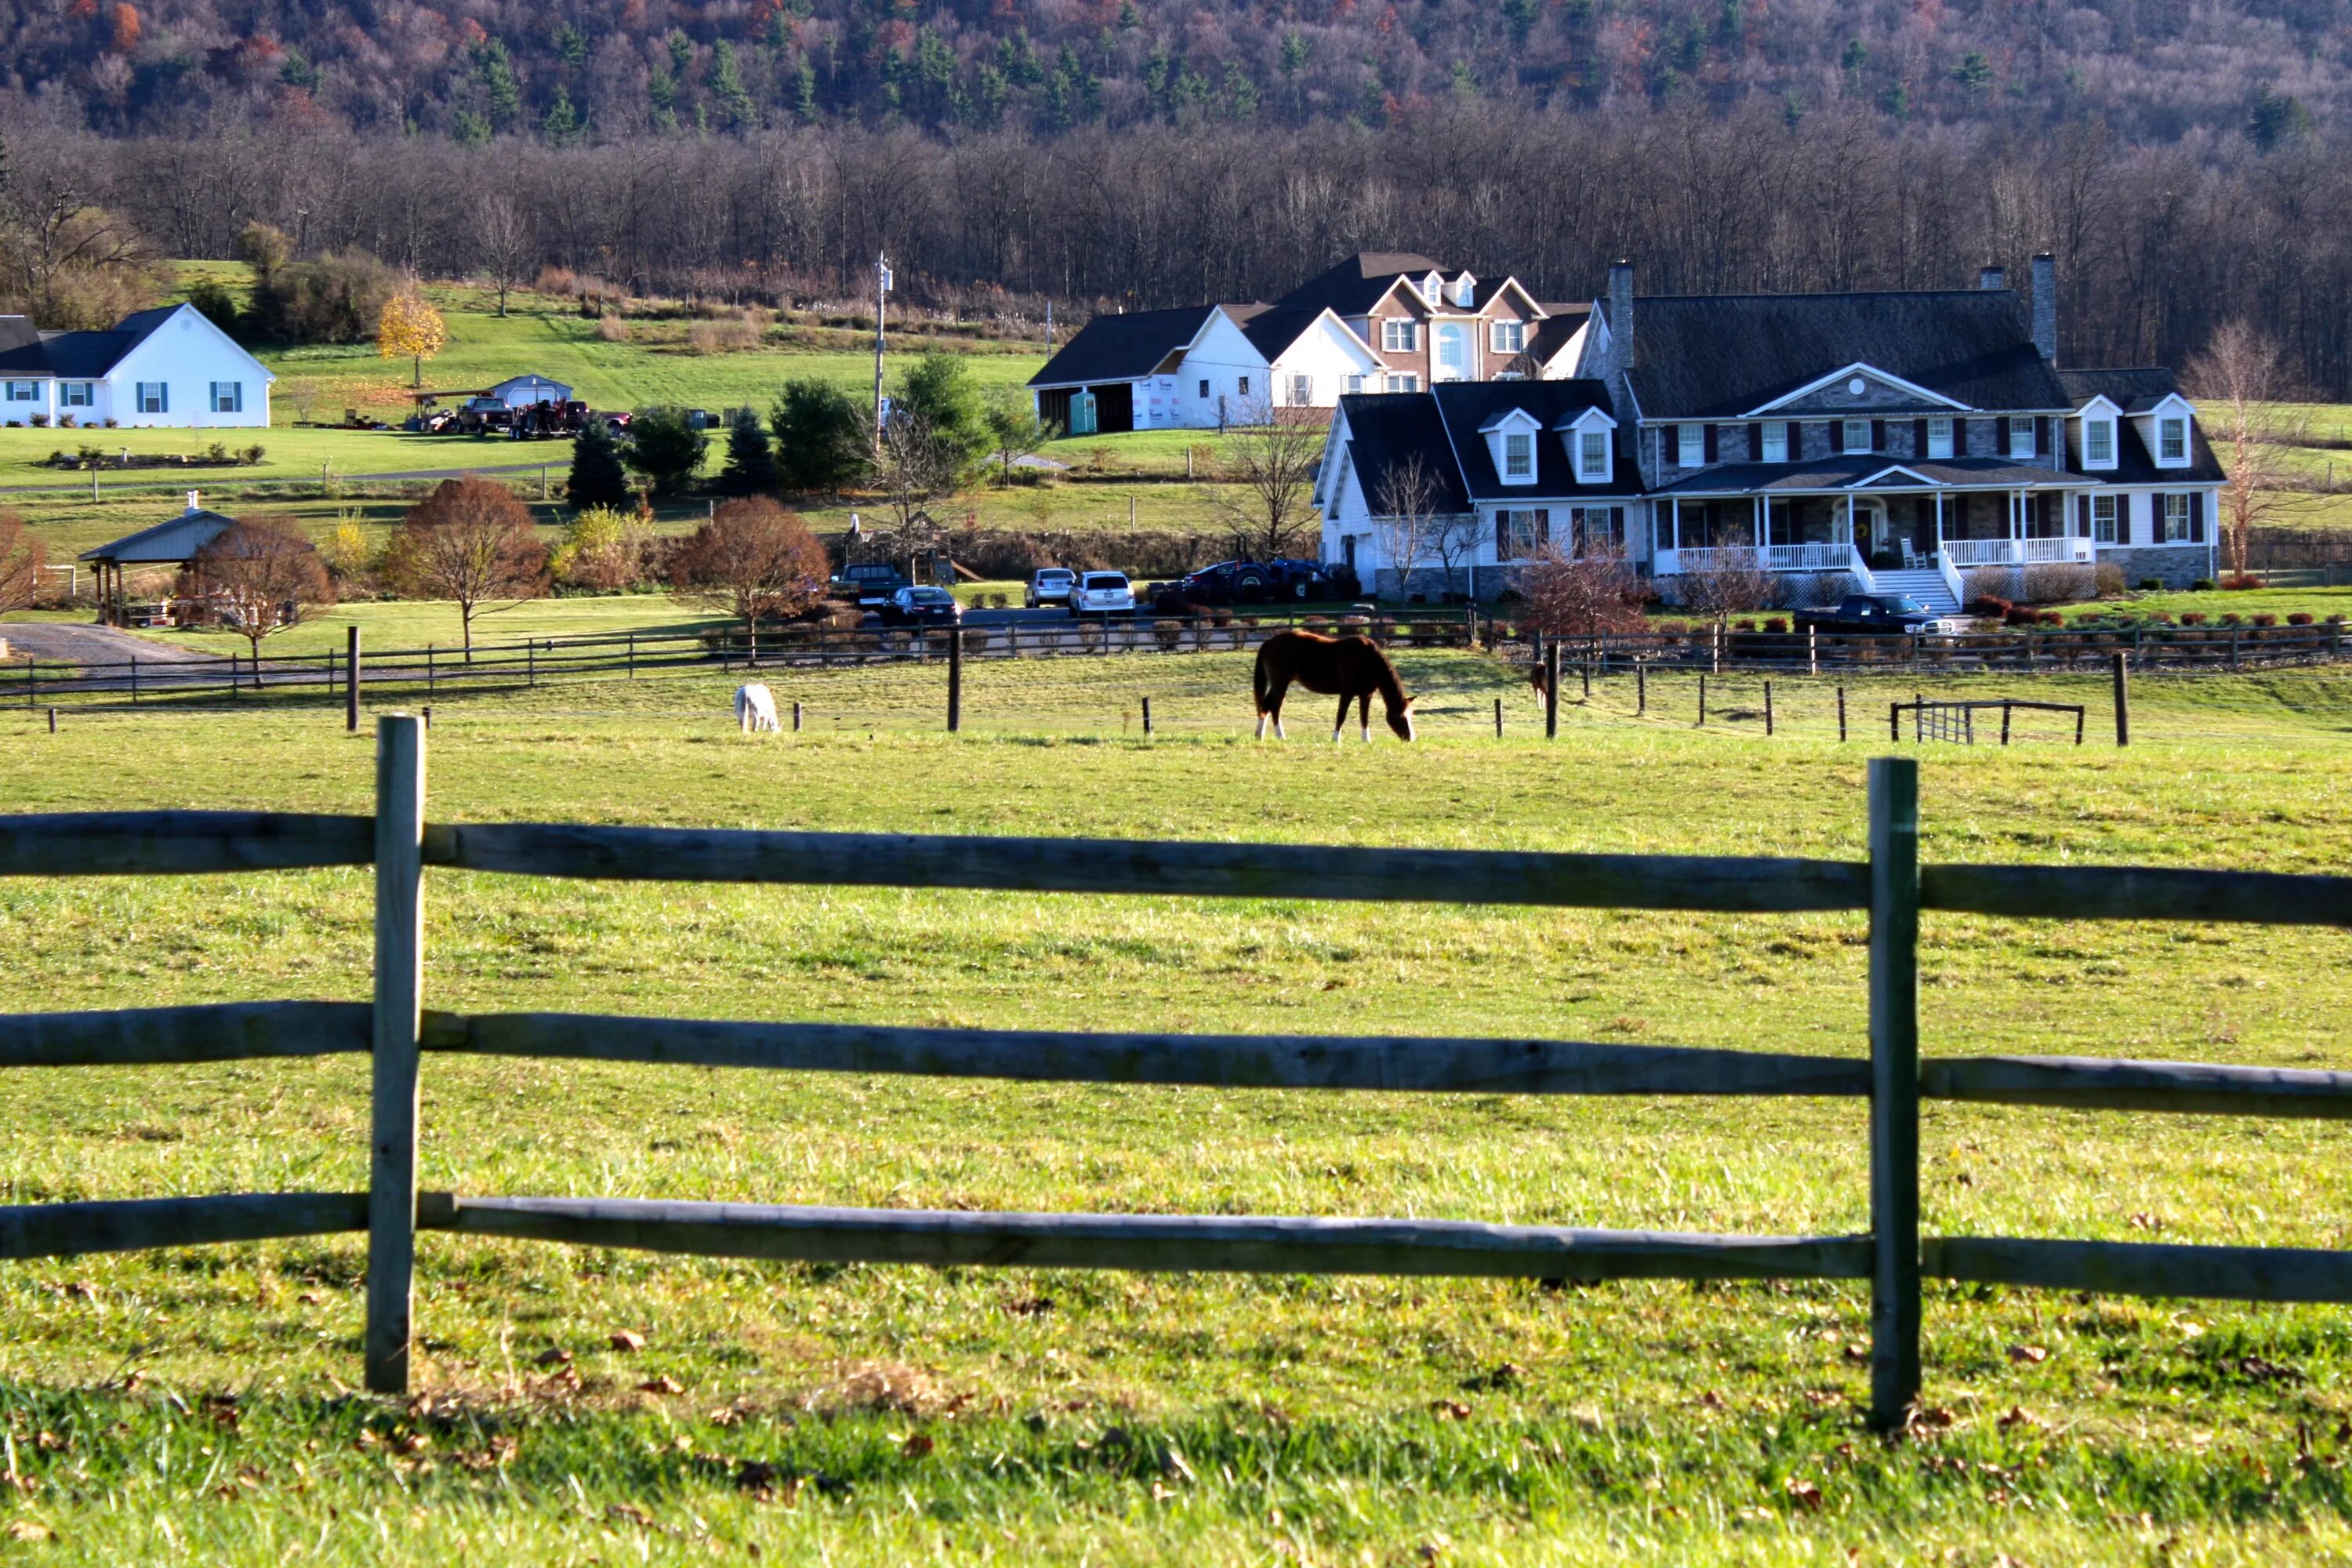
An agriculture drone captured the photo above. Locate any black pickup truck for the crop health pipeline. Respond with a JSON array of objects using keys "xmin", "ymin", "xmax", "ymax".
[
  {"xmin": 833, "ymin": 562, "xmax": 911, "ymax": 608},
  {"xmin": 1792, "ymin": 593, "xmax": 1962, "ymax": 636}
]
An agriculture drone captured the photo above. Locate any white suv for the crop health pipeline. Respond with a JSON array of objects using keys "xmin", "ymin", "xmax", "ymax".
[
  {"xmin": 1068, "ymin": 571, "xmax": 1135, "ymax": 618},
  {"xmin": 1025, "ymin": 568, "xmax": 1075, "ymax": 608}
]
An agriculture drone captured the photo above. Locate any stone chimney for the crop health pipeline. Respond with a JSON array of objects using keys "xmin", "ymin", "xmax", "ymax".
[
  {"xmin": 1977, "ymin": 265, "xmax": 2005, "ymax": 292},
  {"xmin": 2030, "ymin": 252, "xmax": 2058, "ymax": 365},
  {"xmin": 1606, "ymin": 259, "xmax": 1635, "ymax": 376}
]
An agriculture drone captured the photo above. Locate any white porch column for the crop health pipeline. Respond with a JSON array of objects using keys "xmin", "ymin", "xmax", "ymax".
[{"xmin": 1671, "ymin": 497, "xmax": 1682, "ymax": 552}]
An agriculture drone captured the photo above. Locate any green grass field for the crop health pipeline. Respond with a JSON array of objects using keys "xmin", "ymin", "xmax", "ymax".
[{"xmin": 2, "ymin": 652, "xmax": 2351, "ymax": 1563}]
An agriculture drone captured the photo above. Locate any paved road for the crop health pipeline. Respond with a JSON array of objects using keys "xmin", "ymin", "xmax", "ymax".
[
  {"xmin": 0, "ymin": 622, "xmax": 223, "ymax": 666},
  {"xmin": 0, "ymin": 458, "xmax": 557, "ymax": 497}
]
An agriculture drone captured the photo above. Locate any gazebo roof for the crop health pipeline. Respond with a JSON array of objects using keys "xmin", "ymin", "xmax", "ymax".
[{"xmin": 81, "ymin": 493, "xmax": 237, "ymax": 564}]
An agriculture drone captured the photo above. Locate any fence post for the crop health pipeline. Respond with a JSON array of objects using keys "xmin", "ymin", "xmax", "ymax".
[
  {"xmin": 628, "ymin": 633, "xmax": 637, "ymax": 679},
  {"xmin": 1697, "ymin": 673, "xmax": 1707, "ymax": 726},
  {"xmin": 793, "ymin": 700, "xmax": 803, "ymax": 733},
  {"xmin": 528, "ymin": 640, "xmax": 537, "ymax": 688},
  {"xmin": 47, "ymin": 706, "xmax": 56, "ymax": 734},
  {"xmin": 1544, "ymin": 641, "xmax": 1560, "ymax": 739},
  {"xmin": 426, "ymin": 644, "xmax": 436, "ymax": 696},
  {"xmin": 1141, "ymin": 695, "xmax": 1152, "ymax": 737},
  {"xmin": 1581, "ymin": 652, "xmax": 1592, "ymax": 702},
  {"xmin": 365, "ymin": 713, "xmax": 426, "ymax": 1396},
  {"xmin": 1637, "ymin": 662, "xmax": 1646, "ymax": 715},
  {"xmin": 1888, "ymin": 702, "xmax": 1900, "ymax": 743},
  {"xmin": 346, "ymin": 626, "xmax": 362, "ymax": 733},
  {"xmin": 2111, "ymin": 652, "xmax": 2129, "ymax": 748},
  {"xmin": 1808, "ymin": 626, "xmax": 1819, "ymax": 677},
  {"xmin": 1867, "ymin": 755, "xmax": 1922, "ymax": 1433},
  {"xmin": 1493, "ymin": 696, "xmax": 1502, "ymax": 738},
  {"xmin": 2000, "ymin": 702, "xmax": 2013, "ymax": 746},
  {"xmin": 130, "ymin": 656, "xmax": 139, "ymax": 704},
  {"xmin": 947, "ymin": 628, "xmax": 964, "ymax": 733},
  {"xmin": 1838, "ymin": 686, "xmax": 1848, "ymax": 743},
  {"xmin": 1763, "ymin": 680, "xmax": 1774, "ymax": 736}
]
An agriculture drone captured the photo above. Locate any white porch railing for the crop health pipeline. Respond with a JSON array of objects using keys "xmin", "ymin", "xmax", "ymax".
[
  {"xmin": 1654, "ymin": 543, "xmax": 1855, "ymax": 576},
  {"xmin": 1940, "ymin": 537, "xmax": 2095, "ymax": 568}
]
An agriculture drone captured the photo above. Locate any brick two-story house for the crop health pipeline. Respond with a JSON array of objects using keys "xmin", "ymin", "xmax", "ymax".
[{"xmin": 1275, "ymin": 253, "xmax": 1556, "ymax": 391}]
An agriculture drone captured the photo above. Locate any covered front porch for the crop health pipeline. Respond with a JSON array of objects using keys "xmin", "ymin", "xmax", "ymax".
[{"xmin": 1650, "ymin": 485, "xmax": 2089, "ymax": 579}]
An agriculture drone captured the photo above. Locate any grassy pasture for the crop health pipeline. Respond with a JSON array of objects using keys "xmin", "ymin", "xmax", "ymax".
[{"xmin": 2, "ymin": 653, "xmax": 2351, "ymax": 1562}]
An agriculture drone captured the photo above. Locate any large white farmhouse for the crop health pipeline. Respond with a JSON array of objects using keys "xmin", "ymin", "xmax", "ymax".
[{"xmin": 0, "ymin": 303, "xmax": 274, "ymax": 429}]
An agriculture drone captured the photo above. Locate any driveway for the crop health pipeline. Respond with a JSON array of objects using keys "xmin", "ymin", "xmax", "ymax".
[{"xmin": 0, "ymin": 622, "xmax": 223, "ymax": 666}]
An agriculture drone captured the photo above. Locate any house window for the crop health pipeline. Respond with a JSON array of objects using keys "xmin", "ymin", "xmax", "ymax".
[
  {"xmin": 1842, "ymin": 419, "xmax": 1871, "ymax": 453},
  {"xmin": 1577, "ymin": 430, "xmax": 1609, "ymax": 480},
  {"xmin": 1422, "ymin": 278, "xmax": 1442, "ymax": 305},
  {"xmin": 1434, "ymin": 324, "xmax": 1469, "ymax": 381},
  {"xmin": 1344, "ymin": 374, "xmax": 1365, "ymax": 395},
  {"xmin": 1198, "ymin": 379, "xmax": 1210, "ymax": 399},
  {"xmin": 1490, "ymin": 321, "xmax": 1525, "ymax": 355},
  {"xmin": 4, "ymin": 381, "xmax": 35, "ymax": 402},
  {"xmin": 1675, "ymin": 424, "xmax": 1704, "ymax": 467},
  {"xmin": 1761, "ymin": 422, "xmax": 1789, "ymax": 463},
  {"xmin": 136, "ymin": 382, "xmax": 167, "ymax": 414},
  {"xmin": 210, "ymin": 381, "xmax": 243, "ymax": 414},
  {"xmin": 2009, "ymin": 419, "xmax": 2036, "ymax": 459},
  {"xmin": 1237, "ymin": 376, "xmax": 1250, "ymax": 398},
  {"xmin": 1384, "ymin": 373, "xmax": 1419, "ymax": 393},
  {"xmin": 1381, "ymin": 319, "xmax": 1419, "ymax": 353},
  {"xmin": 61, "ymin": 383, "xmax": 93, "ymax": 407},
  {"xmin": 1498, "ymin": 509, "xmax": 1547, "ymax": 558},
  {"xmin": 2163, "ymin": 493, "xmax": 2190, "ymax": 541},
  {"xmin": 1566, "ymin": 506, "xmax": 1624, "ymax": 554},
  {"xmin": 1926, "ymin": 417, "xmax": 1954, "ymax": 459},
  {"xmin": 1502, "ymin": 431, "xmax": 1533, "ymax": 479},
  {"xmin": 2085, "ymin": 419, "xmax": 2114, "ymax": 465},
  {"xmin": 1290, "ymin": 374, "xmax": 1312, "ymax": 405},
  {"xmin": 2159, "ymin": 418, "xmax": 2187, "ymax": 463},
  {"xmin": 2092, "ymin": 495, "xmax": 2119, "ymax": 543}
]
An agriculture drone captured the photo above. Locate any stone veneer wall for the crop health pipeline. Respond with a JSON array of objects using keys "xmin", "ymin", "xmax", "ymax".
[{"xmin": 2100, "ymin": 545, "xmax": 2212, "ymax": 590}]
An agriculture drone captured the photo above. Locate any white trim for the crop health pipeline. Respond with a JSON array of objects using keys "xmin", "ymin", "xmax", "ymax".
[
  {"xmin": 1847, "ymin": 463, "xmax": 1943, "ymax": 489},
  {"xmin": 1740, "ymin": 361, "xmax": 1971, "ymax": 417},
  {"xmin": 1552, "ymin": 406, "xmax": 1618, "ymax": 433}
]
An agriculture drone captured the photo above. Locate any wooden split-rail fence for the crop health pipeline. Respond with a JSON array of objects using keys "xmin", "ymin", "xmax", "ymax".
[{"xmin": 3, "ymin": 720, "xmax": 2350, "ymax": 1429}]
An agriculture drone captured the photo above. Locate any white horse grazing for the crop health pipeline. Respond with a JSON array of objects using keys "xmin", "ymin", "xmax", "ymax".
[{"xmin": 734, "ymin": 682, "xmax": 781, "ymax": 733}]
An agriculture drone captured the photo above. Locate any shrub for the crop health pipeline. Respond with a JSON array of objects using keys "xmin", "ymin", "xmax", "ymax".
[
  {"xmin": 1763, "ymin": 616, "xmax": 1788, "ymax": 633},
  {"xmin": 102, "ymin": 418, "xmax": 117, "ymax": 428},
  {"xmin": 2092, "ymin": 561, "xmax": 2125, "ymax": 597},
  {"xmin": 1734, "ymin": 618, "xmax": 1757, "ymax": 632},
  {"xmin": 2038, "ymin": 609, "xmax": 2065, "ymax": 626},
  {"xmin": 2252, "ymin": 612, "xmax": 2278, "ymax": 627},
  {"xmin": 2180, "ymin": 612, "xmax": 2208, "ymax": 626},
  {"xmin": 2288, "ymin": 612, "xmax": 2315, "ymax": 626},
  {"xmin": 2021, "ymin": 562, "xmax": 2096, "ymax": 604},
  {"xmin": 2223, "ymin": 572, "xmax": 2266, "ymax": 590},
  {"xmin": 2003, "ymin": 606, "xmax": 2038, "ymax": 627},
  {"xmin": 2188, "ymin": 579, "xmax": 2214, "ymax": 591},
  {"xmin": 534, "ymin": 265, "xmax": 577, "ymax": 296},
  {"xmin": 2220, "ymin": 612, "xmax": 2245, "ymax": 626},
  {"xmin": 206, "ymin": 442, "xmax": 228, "ymax": 463},
  {"xmin": 1965, "ymin": 596, "xmax": 2013, "ymax": 619},
  {"xmin": 27, "ymin": 413, "xmax": 45, "ymax": 428},
  {"xmin": 686, "ymin": 314, "xmax": 763, "ymax": 354},
  {"xmin": 2143, "ymin": 578, "xmax": 2167, "ymax": 590},
  {"xmin": 242, "ymin": 445, "xmax": 266, "ymax": 465},
  {"xmin": 594, "ymin": 314, "xmax": 630, "ymax": 343},
  {"xmin": 57, "ymin": 414, "xmax": 74, "ymax": 428}
]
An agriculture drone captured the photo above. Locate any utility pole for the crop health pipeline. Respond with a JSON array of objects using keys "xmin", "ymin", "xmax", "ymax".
[{"xmin": 871, "ymin": 252, "xmax": 892, "ymax": 455}]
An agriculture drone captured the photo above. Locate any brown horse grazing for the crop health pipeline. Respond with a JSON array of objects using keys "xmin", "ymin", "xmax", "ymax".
[{"xmin": 1254, "ymin": 630, "xmax": 1417, "ymax": 742}]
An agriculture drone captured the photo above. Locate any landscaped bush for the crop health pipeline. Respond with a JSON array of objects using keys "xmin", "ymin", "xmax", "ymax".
[
  {"xmin": 2143, "ymin": 578, "xmax": 2168, "ymax": 590},
  {"xmin": 2092, "ymin": 561, "xmax": 2125, "ymax": 597},
  {"xmin": 1763, "ymin": 617, "xmax": 1787, "ymax": 633},
  {"xmin": 2190, "ymin": 579, "xmax": 2215, "ymax": 591},
  {"xmin": 2181, "ymin": 612, "xmax": 2208, "ymax": 626},
  {"xmin": 2223, "ymin": 572, "xmax": 2267, "ymax": 590},
  {"xmin": 2288, "ymin": 612, "xmax": 2315, "ymax": 626},
  {"xmin": 2038, "ymin": 610, "xmax": 2066, "ymax": 626},
  {"xmin": 1965, "ymin": 596, "xmax": 2013, "ymax": 619},
  {"xmin": 2253, "ymin": 612, "xmax": 2278, "ymax": 627},
  {"xmin": 2021, "ymin": 562, "xmax": 2096, "ymax": 604},
  {"xmin": 28, "ymin": 413, "xmax": 46, "ymax": 428},
  {"xmin": 2220, "ymin": 612, "xmax": 2245, "ymax": 626}
]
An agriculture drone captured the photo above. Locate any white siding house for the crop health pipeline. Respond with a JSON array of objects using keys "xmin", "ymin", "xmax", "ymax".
[{"xmin": 0, "ymin": 303, "xmax": 273, "ymax": 429}]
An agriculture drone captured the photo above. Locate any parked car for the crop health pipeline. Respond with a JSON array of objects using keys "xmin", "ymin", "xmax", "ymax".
[
  {"xmin": 1069, "ymin": 571, "xmax": 1137, "ymax": 617},
  {"xmin": 833, "ymin": 562, "xmax": 911, "ymax": 607},
  {"xmin": 1175, "ymin": 558, "xmax": 1342, "ymax": 605},
  {"xmin": 1025, "ymin": 568, "xmax": 1076, "ymax": 609},
  {"xmin": 1792, "ymin": 594, "xmax": 1963, "ymax": 637},
  {"xmin": 878, "ymin": 586, "xmax": 963, "ymax": 626}
]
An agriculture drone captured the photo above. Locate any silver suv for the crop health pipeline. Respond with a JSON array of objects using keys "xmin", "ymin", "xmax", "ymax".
[
  {"xmin": 1025, "ymin": 568, "xmax": 1075, "ymax": 608},
  {"xmin": 1069, "ymin": 571, "xmax": 1135, "ymax": 618}
]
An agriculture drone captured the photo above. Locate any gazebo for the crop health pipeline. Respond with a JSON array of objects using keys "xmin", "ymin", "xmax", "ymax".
[{"xmin": 79, "ymin": 492, "xmax": 236, "ymax": 626}]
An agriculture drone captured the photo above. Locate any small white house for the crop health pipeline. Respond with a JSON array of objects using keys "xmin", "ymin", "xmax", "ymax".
[
  {"xmin": 0, "ymin": 303, "xmax": 273, "ymax": 429},
  {"xmin": 485, "ymin": 374, "xmax": 573, "ymax": 408}
]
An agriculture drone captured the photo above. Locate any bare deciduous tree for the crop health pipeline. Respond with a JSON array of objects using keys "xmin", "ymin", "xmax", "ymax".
[
  {"xmin": 670, "ymin": 497, "xmax": 828, "ymax": 658},
  {"xmin": 1211, "ymin": 399, "xmax": 1323, "ymax": 564},
  {"xmin": 0, "ymin": 512, "xmax": 44, "ymax": 616},
  {"xmin": 382, "ymin": 476, "xmax": 550, "ymax": 655},
  {"xmin": 1368, "ymin": 452, "xmax": 1443, "ymax": 601},
  {"xmin": 1679, "ymin": 529, "xmax": 1773, "ymax": 621},
  {"xmin": 860, "ymin": 406, "xmax": 961, "ymax": 573},
  {"xmin": 2185, "ymin": 319, "xmax": 2310, "ymax": 579},
  {"xmin": 476, "ymin": 191, "xmax": 532, "ymax": 319},
  {"xmin": 1519, "ymin": 543, "xmax": 1648, "ymax": 639},
  {"xmin": 190, "ymin": 515, "xmax": 332, "ymax": 672},
  {"xmin": 1426, "ymin": 509, "xmax": 1486, "ymax": 602}
]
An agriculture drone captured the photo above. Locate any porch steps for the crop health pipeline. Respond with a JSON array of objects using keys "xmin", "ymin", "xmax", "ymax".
[{"xmin": 1871, "ymin": 569, "xmax": 1961, "ymax": 614}]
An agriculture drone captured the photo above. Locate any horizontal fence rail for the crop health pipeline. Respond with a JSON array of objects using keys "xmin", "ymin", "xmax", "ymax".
[
  {"xmin": 416, "ymin": 1195, "xmax": 1875, "ymax": 1283},
  {"xmin": 2, "ymin": 724, "xmax": 2347, "ymax": 1433}
]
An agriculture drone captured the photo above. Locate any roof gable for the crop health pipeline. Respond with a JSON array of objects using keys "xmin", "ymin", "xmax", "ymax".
[
  {"xmin": 1747, "ymin": 361, "xmax": 1971, "ymax": 416},
  {"xmin": 1274, "ymin": 252, "xmax": 1446, "ymax": 317},
  {"xmin": 1026, "ymin": 305, "xmax": 1222, "ymax": 388}
]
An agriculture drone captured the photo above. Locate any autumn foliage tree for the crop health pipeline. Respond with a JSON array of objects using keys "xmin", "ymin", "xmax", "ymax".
[
  {"xmin": 382, "ymin": 476, "xmax": 549, "ymax": 655},
  {"xmin": 670, "ymin": 497, "xmax": 827, "ymax": 658},
  {"xmin": 376, "ymin": 288, "xmax": 448, "ymax": 387},
  {"xmin": 0, "ymin": 513, "xmax": 45, "ymax": 615},
  {"xmin": 190, "ymin": 515, "xmax": 332, "ymax": 670}
]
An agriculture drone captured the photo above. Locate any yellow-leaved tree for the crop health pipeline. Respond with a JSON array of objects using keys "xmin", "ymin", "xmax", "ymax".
[{"xmin": 376, "ymin": 289, "xmax": 448, "ymax": 387}]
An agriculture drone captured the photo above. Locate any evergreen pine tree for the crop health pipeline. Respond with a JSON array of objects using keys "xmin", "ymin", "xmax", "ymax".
[
  {"xmin": 566, "ymin": 418, "xmax": 633, "ymax": 510},
  {"xmin": 719, "ymin": 410, "xmax": 779, "ymax": 495}
]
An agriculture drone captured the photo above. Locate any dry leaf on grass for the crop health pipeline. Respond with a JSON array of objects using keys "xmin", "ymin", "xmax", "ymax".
[
  {"xmin": 533, "ymin": 1348, "xmax": 573, "ymax": 1368},
  {"xmin": 4, "ymin": 1520, "xmax": 53, "ymax": 1542},
  {"xmin": 608, "ymin": 1330, "xmax": 648, "ymax": 1353},
  {"xmin": 2008, "ymin": 1345, "xmax": 2049, "ymax": 1365},
  {"xmin": 1784, "ymin": 1475, "xmax": 1825, "ymax": 1511},
  {"xmin": 902, "ymin": 1433, "xmax": 935, "ymax": 1458},
  {"xmin": 1428, "ymin": 1399, "xmax": 1473, "ymax": 1421},
  {"xmin": 638, "ymin": 1375, "xmax": 684, "ymax": 1396}
]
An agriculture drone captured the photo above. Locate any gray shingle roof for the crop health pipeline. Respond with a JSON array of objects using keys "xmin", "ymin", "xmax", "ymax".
[
  {"xmin": 0, "ymin": 303, "xmax": 209, "ymax": 380},
  {"xmin": 80, "ymin": 504, "xmax": 239, "ymax": 564},
  {"xmin": 1627, "ymin": 290, "xmax": 2071, "ymax": 419},
  {"xmin": 1655, "ymin": 454, "xmax": 2074, "ymax": 495},
  {"xmin": 1335, "ymin": 393, "xmax": 1470, "ymax": 514},
  {"xmin": 1274, "ymin": 253, "xmax": 1445, "ymax": 317},
  {"xmin": 2057, "ymin": 367, "xmax": 2182, "ymax": 415},
  {"xmin": 1336, "ymin": 379, "xmax": 1634, "ymax": 515},
  {"xmin": 1027, "ymin": 305, "xmax": 1222, "ymax": 388}
]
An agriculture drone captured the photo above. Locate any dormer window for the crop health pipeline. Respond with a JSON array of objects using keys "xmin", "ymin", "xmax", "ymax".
[
  {"xmin": 1676, "ymin": 425, "xmax": 1704, "ymax": 467},
  {"xmin": 2085, "ymin": 419, "xmax": 2114, "ymax": 466},
  {"xmin": 2158, "ymin": 417, "xmax": 2187, "ymax": 463},
  {"xmin": 1421, "ymin": 275, "xmax": 1443, "ymax": 306},
  {"xmin": 1577, "ymin": 430, "xmax": 1609, "ymax": 481},
  {"xmin": 1842, "ymin": 419, "xmax": 1871, "ymax": 454},
  {"xmin": 1761, "ymin": 422, "xmax": 1790, "ymax": 463},
  {"xmin": 1503, "ymin": 431, "xmax": 1533, "ymax": 479},
  {"xmin": 1926, "ymin": 417, "xmax": 1955, "ymax": 459},
  {"xmin": 1452, "ymin": 274, "xmax": 1476, "ymax": 307}
]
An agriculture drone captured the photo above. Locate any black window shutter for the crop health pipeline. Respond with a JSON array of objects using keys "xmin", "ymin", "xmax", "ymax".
[
  {"xmin": 1610, "ymin": 506, "xmax": 1625, "ymax": 543},
  {"xmin": 1828, "ymin": 421, "xmax": 1844, "ymax": 454},
  {"xmin": 1704, "ymin": 424, "xmax": 1719, "ymax": 463},
  {"xmin": 2078, "ymin": 495, "xmax": 2090, "ymax": 535},
  {"xmin": 1957, "ymin": 419, "xmax": 1971, "ymax": 456},
  {"xmin": 1998, "ymin": 416, "xmax": 2013, "ymax": 450},
  {"xmin": 1871, "ymin": 419, "xmax": 1886, "ymax": 452},
  {"xmin": 2036, "ymin": 417, "xmax": 2050, "ymax": 457},
  {"xmin": 1748, "ymin": 424, "xmax": 1762, "ymax": 461},
  {"xmin": 2190, "ymin": 491, "xmax": 2205, "ymax": 543},
  {"xmin": 1536, "ymin": 509, "xmax": 1551, "ymax": 546},
  {"xmin": 1914, "ymin": 418, "xmax": 1928, "ymax": 456},
  {"xmin": 1496, "ymin": 514, "xmax": 1510, "ymax": 554}
]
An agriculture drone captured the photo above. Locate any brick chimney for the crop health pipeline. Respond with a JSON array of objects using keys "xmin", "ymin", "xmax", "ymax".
[
  {"xmin": 1606, "ymin": 259, "xmax": 1635, "ymax": 376},
  {"xmin": 2030, "ymin": 252, "xmax": 2057, "ymax": 365},
  {"xmin": 1977, "ymin": 265, "xmax": 2005, "ymax": 292}
]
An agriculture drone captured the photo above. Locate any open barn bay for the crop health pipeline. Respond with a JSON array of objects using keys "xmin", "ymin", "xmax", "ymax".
[{"xmin": 2, "ymin": 666, "xmax": 2350, "ymax": 1565}]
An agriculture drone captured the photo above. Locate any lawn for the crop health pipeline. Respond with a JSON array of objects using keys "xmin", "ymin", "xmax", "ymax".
[{"xmin": 2, "ymin": 654, "xmax": 2350, "ymax": 1562}]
